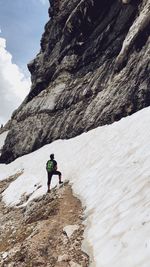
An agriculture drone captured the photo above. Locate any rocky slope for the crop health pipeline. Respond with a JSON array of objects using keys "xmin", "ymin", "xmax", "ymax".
[
  {"xmin": 0, "ymin": 176, "xmax": 89, "ymax": 267},
  {"xmin": 1, "ymin": 0, "xmax": 150, "ymax": 163}
]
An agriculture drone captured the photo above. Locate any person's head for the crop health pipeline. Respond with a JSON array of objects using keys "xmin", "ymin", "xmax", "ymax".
[{"xmin": 50, "ymin": 153, "xmax": 54, "ymax": 160}]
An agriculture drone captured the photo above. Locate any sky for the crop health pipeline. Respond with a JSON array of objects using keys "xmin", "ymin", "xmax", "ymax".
[
  {"xmin": 0, "ymin": 106, "xmax": 150, "ymax": 266},
  {"xmin": 0, "ymin": 0, "xmax": 49, "ymax": 124}
]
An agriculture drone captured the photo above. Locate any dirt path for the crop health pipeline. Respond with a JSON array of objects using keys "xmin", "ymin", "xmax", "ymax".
[{"xmin": 0, "ymin": 175, "xmax": 89, "ymax": 267}]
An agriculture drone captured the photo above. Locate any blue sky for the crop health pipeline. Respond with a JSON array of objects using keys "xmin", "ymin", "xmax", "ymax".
[
  {"xmin": 0, "ymin": 0, "xmax": 49, "ymax": 70},
  {"xmin": 0, "ymin": 0, "xmax": 49, "ymax": 124}
]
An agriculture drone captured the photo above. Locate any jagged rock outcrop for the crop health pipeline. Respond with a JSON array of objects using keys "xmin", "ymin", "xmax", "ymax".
[
  {"xmin": 0, "ymin": 177, "xmax": 89, "ymax": 266},
  {"xmin": 1, "ymin": 0, "xmax": 150, "ymax": 162}
]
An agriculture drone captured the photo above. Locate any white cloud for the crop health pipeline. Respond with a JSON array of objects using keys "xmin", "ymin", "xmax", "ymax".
[
  {"xmin": 39, "ymin": 0, "xmax": 48, "ymax": 5},
  {"xmin": 0, "ymin": 37, "xmax": 31, "ymax": 125}
]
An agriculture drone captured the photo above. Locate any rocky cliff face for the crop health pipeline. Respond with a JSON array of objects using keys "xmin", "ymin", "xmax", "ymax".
[{"xmin": 1, "ymin": 0, "xmax": 150, "ymax": 163}]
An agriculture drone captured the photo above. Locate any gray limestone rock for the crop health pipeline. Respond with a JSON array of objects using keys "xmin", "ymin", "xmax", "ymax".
[
  {"xmin": 63, "ymin": 225, "xmax": 79, "ymax": 238},
  {"xmin": 69, "ymin": 261, "xmax": 82, "ymax": 267},
  {"xmin": 0, "ymin": 0, "xmax": 150, "ymax": 162}
]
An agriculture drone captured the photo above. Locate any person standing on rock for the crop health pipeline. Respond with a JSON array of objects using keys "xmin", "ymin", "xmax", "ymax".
[{"xmin": 46, "ymin": 153, "xmax": 63, "ymax": 193}]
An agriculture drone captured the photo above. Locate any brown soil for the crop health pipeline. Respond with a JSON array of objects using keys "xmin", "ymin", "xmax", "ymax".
[{"xmin": 0, "ymin": 174, "xmax": 89, "ymax": 267}]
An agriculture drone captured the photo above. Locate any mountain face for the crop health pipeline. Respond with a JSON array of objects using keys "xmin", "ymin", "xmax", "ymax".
[{"xmin": 1, "ymin": 0, "xmax": 150, "ymax": 163}]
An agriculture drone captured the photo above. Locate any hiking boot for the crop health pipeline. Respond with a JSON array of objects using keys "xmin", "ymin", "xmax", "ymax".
[
  {"xmin": 59, "ymin": 181, "xmax": 63, "ymax": 184},
  {"xmin": 47, "ymin": 189, "xmax": 51, "ymax": 193}
]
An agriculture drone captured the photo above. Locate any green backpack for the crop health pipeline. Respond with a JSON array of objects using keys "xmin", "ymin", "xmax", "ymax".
[{"xmin": 46, "ymin": 160, "xmax": 54, "ymax": 172}]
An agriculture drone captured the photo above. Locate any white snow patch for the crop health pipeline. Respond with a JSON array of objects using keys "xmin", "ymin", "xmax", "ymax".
[
  {"xmin": 0, "ymin": 107, "xmax": 150, "ymax": 266},
  {"xmin": 0, "ymin": 131, "xmax": 8, "ymax": 154}
]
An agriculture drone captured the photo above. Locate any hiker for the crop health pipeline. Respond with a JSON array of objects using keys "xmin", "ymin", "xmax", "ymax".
[{"xmin": 46, "ymin": 153, "xmax": 63, "ymax": 192}]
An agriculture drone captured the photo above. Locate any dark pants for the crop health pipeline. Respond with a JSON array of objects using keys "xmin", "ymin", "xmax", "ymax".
[{"xmin": 47, "ymin": 170, "xmax": 61, "ymax": 186}]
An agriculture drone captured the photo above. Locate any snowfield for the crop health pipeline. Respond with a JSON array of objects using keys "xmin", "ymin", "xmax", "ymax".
[
  {"xmin": 0, "ymin": 107, "xmax": 150, "ymax": 267},
  {"xmin": 0, "ymin": 131, "xmax": 8, "ymax": 155}
]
